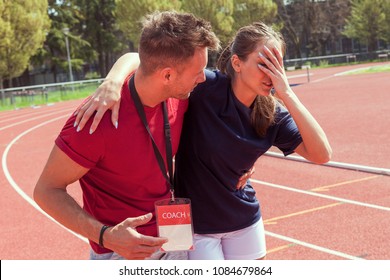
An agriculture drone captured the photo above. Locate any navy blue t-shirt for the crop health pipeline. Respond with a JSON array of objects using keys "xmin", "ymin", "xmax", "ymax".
[{"xmin": 174, "ymin": 70, "xmax": 302, "ymax": 234}]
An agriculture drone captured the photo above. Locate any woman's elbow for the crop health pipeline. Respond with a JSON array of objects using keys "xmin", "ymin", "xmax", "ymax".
[
  {"xmin": 314, "ymin": 145, "xmax": 333, "ymax": 164},
  {"xmin": 296, "ymin": 142, "xmax": 332, "ymax": 164}
]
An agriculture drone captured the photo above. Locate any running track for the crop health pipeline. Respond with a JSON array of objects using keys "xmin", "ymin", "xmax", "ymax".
[{"xmin": 1, "ymin": 62, "xmax": 389, "ymax": 260}]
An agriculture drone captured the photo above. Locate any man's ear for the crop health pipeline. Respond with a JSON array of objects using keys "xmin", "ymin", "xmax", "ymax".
[
  {"xmin": 160, "ymin": 67, "xmax": 174, "ymax": 85},
  {"xmin": 231, "ymin": 54, "xmax": 241, "ymax": 73}
]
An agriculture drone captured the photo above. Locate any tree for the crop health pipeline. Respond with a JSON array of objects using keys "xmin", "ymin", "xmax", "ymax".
[
  {"xmin": 181, "ymin": 0, "xmax": 234, "ymax": 45},
  {"xmin": 232, "ymin": 0, "xmax": 278, "ymax": 32},
  {"xmin": 308, "ymin": 0, "xmax": 350, "ymax": 55},
  {"xmin": 306, "ymin": 1, "xmax": 331, "ymax": 56},
  {"xmin": 36, "ymin": 0, "xmax": 123, "ymax": 82},
  {"xmin": 76, "ymin": 0, "xmax": 125, "ymax": 77},
  {"xmin": 0, "ymin": 0, "xmax": 50, "ymax": 92},
  {"xmin": 274, "ymin": 0, "xmax": 304, "ymax": 59},
  {"xmin": 115, "ymin": 0, "xmax": 181, "ymax": 50},
  {"xmin": 343, "ymin": 0, "xmax": 387, "ymax": 54},
  {"xmin": 115, "ymin": 0, "xmax": 234, "ymax": 67},
  {"xmin": 275, "ymin": 0, "xmax": 352, "ymax": 58},
  {"xmin": 382, "ymin": 0, "xmax": 390, "ymax": 43},
  {"xmin": 323, "ymin": 0, "xmax": 351, "ymax": 54},
  {"xmin": 34, "ymin": 0, "xmax": 91, "ymax": 83}
]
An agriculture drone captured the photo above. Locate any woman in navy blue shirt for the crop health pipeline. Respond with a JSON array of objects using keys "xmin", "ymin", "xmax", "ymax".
[{"xmin": 75, "ymin": 22, "xmax": 331, "ymax": 260}]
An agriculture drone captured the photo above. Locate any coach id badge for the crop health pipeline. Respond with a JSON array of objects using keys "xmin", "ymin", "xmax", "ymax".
[{"xmin": 155, "ymin": 198, "xmax": 194, "ymax": 252}]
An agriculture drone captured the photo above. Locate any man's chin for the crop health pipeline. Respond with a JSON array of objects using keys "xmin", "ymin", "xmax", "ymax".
[{"xmin": 178, "ymin": 93, "xmax": 191, "ymax": 99}]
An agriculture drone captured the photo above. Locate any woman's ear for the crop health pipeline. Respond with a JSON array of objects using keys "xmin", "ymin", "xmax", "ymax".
[{"xmin": 231, "ymin": 54, "xmax": 241, "ymax": 73}]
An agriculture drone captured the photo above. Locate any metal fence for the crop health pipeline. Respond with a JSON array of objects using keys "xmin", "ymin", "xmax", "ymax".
[
  {"xmin": 284, "ymin": 50, "xmax": 389, "ymax": 69},
  {"xmin": 0, "ymin": 78, "xmax": 104, "ymax": 110}
]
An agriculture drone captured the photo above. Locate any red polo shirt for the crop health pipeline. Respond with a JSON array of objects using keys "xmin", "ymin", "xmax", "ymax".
[{"xmin": 56, "ymin": 74, "xmax": 188, "ymax": 254}]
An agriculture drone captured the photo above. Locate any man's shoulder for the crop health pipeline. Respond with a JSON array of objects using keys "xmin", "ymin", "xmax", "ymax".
[{"xmin": 55, "ymin": 112, "xmax": 105, "ymax": 168}]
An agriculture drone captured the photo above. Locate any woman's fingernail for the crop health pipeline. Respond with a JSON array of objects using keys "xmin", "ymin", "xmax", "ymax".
[
  {"xmin": 76, "ymin": 126, "xmax": 81, "ymax": 132},
  {"xmin": 89, "ymin": 128, "xmax": 94, "ymax": 135},
  {"xmin": 74, "ymin": 121, "xmax": 78, "ymax": 127},
  {"xmin": 115, "ymin": 121, "xmax": 118, "ymax": 129}
]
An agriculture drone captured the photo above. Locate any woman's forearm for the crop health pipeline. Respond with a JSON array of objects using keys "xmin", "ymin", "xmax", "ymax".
[
  {"xmin": 105, "ymin": 52, "xmax": 140, "ymax": 84},
  {"xmin": 282, "ymin": 90, "xmax": 332, "ymax": 164}
]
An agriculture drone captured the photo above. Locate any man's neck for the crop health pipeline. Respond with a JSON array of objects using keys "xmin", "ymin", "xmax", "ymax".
[{"xmin": 133, "ymin": 70, "xmax": 167, "ymax": 108}]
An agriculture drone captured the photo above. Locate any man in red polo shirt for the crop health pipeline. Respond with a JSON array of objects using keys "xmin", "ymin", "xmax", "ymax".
[{"xmin": 34, "ymin": 11, "xmax": 220, "ymax": 260}]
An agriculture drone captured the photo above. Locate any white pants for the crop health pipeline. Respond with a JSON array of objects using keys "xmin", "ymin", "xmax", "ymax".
[{"xmin": 189, "ymin": 218, "xmax": 266, "ymax": 260}]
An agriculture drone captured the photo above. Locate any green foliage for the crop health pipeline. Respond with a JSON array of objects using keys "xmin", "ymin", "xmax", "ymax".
[
  {"xmin": 232, "ymin": 0, "xmax": 277, "ymax": 32},
  {"xmin": 181, "ymin": 0, "xmax": 234, "ymax": 45},
  {"xmin": 2, "ymin": 0, "xmax": 389, "ymax": 90},
  {"xmin": 115, "ymin": 0, "xmax": 182, "ymax": 48},
  {"xmin": 343, "ymin": 0, "xmax": 387, "ymax": 52},
  {"xmin": 29, "ymin": 1, "xmax": 90, "ymax": 82},
  {"xmin": 0, "ymin": 0, "xmax": 50, "ymax": 86},
  {"xmin": 276, "ymin": 0, "xmax": 353, "ymax": 58},
  {"xmin": 75, "ymin": 0, "xmax": 126, "ymax": 76},
  {"xmin": 41, "ymin": 1, "xmax": 111, "ymax": 79},
  {"xmin": 114, "ymin": 0, "xmax": 280, "ymax": 49},
  {"xmin": 319, "ymin": 60, "xmax": 329, "ymax": 67},
  {"xmin": 85, "ymin": 71, "xmax": 100, "ymax": 79},
  {"xmin": 383, "ymin": 0, "xmax": 390, "ymax": 42}
]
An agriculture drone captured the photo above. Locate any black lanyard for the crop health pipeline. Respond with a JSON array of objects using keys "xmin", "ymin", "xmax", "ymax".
[{"xmin": 129, "ymin": 75, "xmax": 174, "ymax": 200}]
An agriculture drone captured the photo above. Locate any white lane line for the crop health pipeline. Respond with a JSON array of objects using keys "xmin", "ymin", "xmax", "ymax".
[
  {"xmin": 1, "ymin": 115, "xmax": 88, "ymax": 243},
  {"xmin": 0, "ymin": 103, "xmax": 76, "ymax": 123},
  {"xmin": 311, "ymin": 75, "xmax": 336, "ymax": 83},
  {"xmin": 0, "ymin": 107, "xmax": 61, "ymax": 124},
  {"xmin": 265, "ymin": 231, "xmax": 363, "ymax": 260},
  {"xmin": 252, "ymin": 179, "xmax": 390, "ymax": 212},
  {"xmin": 0, "ymin": 108, "xmax": 73, "ymax": 131}
]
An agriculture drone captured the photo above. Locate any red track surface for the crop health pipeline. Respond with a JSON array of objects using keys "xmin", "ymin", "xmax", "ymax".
[{"xmin": 1, "ymin": 62, "xmax": 389, "ymax": 260}]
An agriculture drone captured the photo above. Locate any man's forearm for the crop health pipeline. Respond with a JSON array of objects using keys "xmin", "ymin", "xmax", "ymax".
[{"xmin": 34, "ymin": 186, "xmax": 102, "ymax": 244}]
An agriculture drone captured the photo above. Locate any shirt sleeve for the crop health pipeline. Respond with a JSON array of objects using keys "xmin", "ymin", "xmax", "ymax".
[
  {"xmin": 55, "ymin": 114, "xmax": 105, "ymax": 169},
  {"xmin": 272, "ymin": 105, "xmax": 303, "ymax": 156}
]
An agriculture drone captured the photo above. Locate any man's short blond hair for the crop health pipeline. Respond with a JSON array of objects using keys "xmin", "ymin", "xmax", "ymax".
[{"xmin": 139, "ymin": 11, "xmax": 220, "ymax": 75}]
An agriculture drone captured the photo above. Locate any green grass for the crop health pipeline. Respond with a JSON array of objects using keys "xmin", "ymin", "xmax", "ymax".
[
  {"xmin": 0, "ymin": 83, "xmax": 99, "ymax": 112},
  {"xmin": 343, "ymin": 64, "xmax": 390, "ymax": 75}
]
